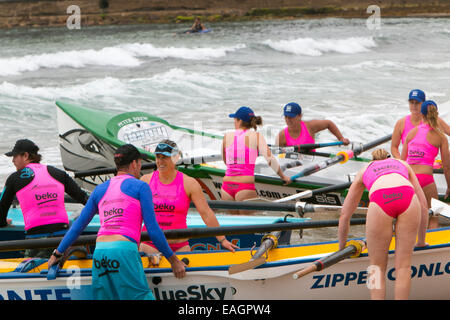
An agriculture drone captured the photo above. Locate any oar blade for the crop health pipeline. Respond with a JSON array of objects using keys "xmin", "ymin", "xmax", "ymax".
[
  {"xmin": 431, "ymin": 198, "xmax": 450, "ymax": 218},
  {"xmin": 228, "ymin": 256, "xmax": 266, "ymax": 275}
]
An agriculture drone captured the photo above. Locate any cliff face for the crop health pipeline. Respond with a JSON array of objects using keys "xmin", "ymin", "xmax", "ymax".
[{"xmin": 1, "ymin": 0, "xmax": 450, "ymax": 28}]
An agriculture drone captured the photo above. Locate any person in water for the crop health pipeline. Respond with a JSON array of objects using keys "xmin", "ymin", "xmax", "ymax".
[
  {"xmin": 0, "ymin": 139, "xmax": 89, "ymax": 258},
  {"xmin": 188, "ymin": 17, "xmax": 206, "ymax": 33},
  {"xmin": 276, "ymin": 102, "xmax": 350, "ymax": 148},
  {"xmin": 139, "ymin": 140, "xmax": 238, "ymax": 254},
  {"xmin": 401, "ymin": 100, "xmax": 450, "ymax": 229},
  {"xmin": 48, "ymin": 144, "xmax": 186, "ymax": 300},
  {"xmin": 339, "ymin": 149, "xmax": 428, "ymax": 300},
  {"xmin": 221, "ymin": 106, "xmax": 291, "ymax": 213},
  {"xmin": 391, "ymin": 89, "xmax": 450, "ymax": 159}
]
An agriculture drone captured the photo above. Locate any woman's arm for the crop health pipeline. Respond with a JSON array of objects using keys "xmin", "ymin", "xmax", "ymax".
[
  {"xmin": 257, "ymin": 132, "xmax": 291, "ymax": 184},
  {"xmin": 402, "ymin": 161, "xmax": 428, "ymax": 246},
  {"xmin": 338, "ymin": 169, "xmax": 366, "ymax": 250},
  {"xmin": 391, "ymin": 118, "xmax": 404, "ymax": 159},
  {"xmin": 185, "ymin": 175, "xmax": 237, "ymax": 252}
]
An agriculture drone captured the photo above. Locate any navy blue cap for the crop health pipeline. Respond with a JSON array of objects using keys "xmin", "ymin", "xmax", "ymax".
[
  {"xmin": 229, "ymin": 106, "xmax": 255, "ymax": 123},
  {"xmin": 421, "ymin": 100, "xmax": 437, "ymax": 116},
  {"xmin": 283, "ymin": 102, "xmax": 302, "ymax": 118},
  {"xmin": 408, "ymin": 89, "xmax": 426, "ymax": 103}
]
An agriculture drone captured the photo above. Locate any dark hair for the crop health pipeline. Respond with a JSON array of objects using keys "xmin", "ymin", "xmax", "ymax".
[
  {"xmin": 19, "ymin": 151, "xmax": 41, "ymax": 163},
  {"xmin": 114, "ymin": 144, "xmax": 142, "ymax": 169},
  {"xmin": 241, "ymin": 116, "xmax": 263, "ymax": 131}
]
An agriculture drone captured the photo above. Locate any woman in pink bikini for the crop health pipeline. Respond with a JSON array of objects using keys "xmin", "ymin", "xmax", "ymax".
[
  {"xmin": 401, "ymin": 100, "xmax": 450, "ymax": 229},
  {"xmin": 221, "ymin": 106, "xmax": 291, "ymax": 213},
  {"xmin": 276, "ymin": 102, "xmax": 350, "ymax": 148},
  {"xmin": 339, "ymin": 149, "xmax": 428, "ymax": 300},
  {"xmin": 391, "ymin": 89, "xmax": 450, "ymax": 159},
  {"xmin": 139, "ymin": 140, "xmax": 238, "ymax": 254}
]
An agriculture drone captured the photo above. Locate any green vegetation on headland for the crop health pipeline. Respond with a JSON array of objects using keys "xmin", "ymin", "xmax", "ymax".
[{"xmin": 1, "ymin": 0, "xmax": 450, "ymax": 29}]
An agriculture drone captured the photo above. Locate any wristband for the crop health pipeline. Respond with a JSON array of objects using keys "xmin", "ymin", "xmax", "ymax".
[{"xmin": 52, "ymin": 249, "xmax": 63, "ymax": 259}]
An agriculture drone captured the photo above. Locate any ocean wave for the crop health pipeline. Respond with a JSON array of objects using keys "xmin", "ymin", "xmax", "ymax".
[
  {"xmin": 0, "ymin": 43, "xmax": 246, "ymax": 76},
  {"xmin": 0, "ymin": 77, "xmax": 127, "ymax": 100},
  {"xmin": 263, "ymin": 36, "xmax": 377, "ymax": 56},
  {"xmin": 122, "ymin": 43, "xmax": 246, "ymax": 60}
]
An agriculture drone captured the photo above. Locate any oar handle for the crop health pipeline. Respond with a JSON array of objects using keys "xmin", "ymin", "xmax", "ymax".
[
  {"xmin": 271, "ymin": 141, "xmax": 344, "ymax": 154},
  {"xmin": 292, "ymin": 240, "xmax": 365, "ymax": 280},
  {"xmin": 196, "ymin": 200, "xmax": 297, "ymax": 212},
  {"xmin": 290, "ymin": 134, "xmax": 392, "ymax": 181},
  {"xmin": 274, "ymin": 181, "xmax": 352, "ymax": 203}
]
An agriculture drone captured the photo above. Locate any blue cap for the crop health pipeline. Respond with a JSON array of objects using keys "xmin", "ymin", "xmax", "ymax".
[
  {"xmin": 421, "ymin": 100, "xmax": 437, "ymax": 116},
  {"xmin": 283, "ymin": 102, "xmax": 302, "ymax": 118},
  {"xmin": 408, "ymin": 89, "xmax": 426, "ymax": 103},
  {"xmin": 229, "ymin": 106, "xmax": 255, "ymax": 123}
]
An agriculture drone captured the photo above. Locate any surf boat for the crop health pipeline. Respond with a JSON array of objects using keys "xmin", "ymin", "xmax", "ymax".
[
  {"xmin": 56, "ymin": 101, "xmax": 449, "ymax": 206},
  {"xmin": 1, "ymin": 206, "xmax": 307, "ymax": 258},
  {"xmin": 0, "ymin": 226, "xmax": 448, "ymax": 300}
]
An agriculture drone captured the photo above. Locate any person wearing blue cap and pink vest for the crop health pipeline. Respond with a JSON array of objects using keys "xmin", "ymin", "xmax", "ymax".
[
  {"xmin": 0, "ymin": 139, "xmax": 89, "ymax": 258},
  {"xmin": 276, "ymin": 102, "xmax": 350, "ymax": 148},
  {"xmin": 391, "ymin": 89, "xmax": 450, "ymax": 159},
  {"xmin": 221, "ymin": 106, "xmax": 291, "ymax": 213},
  {"xmin": 48, "ymin": 144, "xmax": 186, "ymax": 300},
  {"xmin": 401, "ymin": 100, "xmax": 450, "ymax": 229}
]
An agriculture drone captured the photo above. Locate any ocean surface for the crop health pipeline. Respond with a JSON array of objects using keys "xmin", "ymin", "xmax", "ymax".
[{"xmin": 1, "ymin": 18, "xmax": 449, "ymax": 241}]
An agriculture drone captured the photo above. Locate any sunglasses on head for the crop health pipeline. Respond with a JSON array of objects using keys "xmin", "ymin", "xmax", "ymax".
[{"xmin": 154, "ymin": 143, "xmax": 179, "ymax": 157}]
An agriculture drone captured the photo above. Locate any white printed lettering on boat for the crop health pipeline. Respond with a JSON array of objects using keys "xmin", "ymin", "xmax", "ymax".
[
  {"xmin": 310, "ymin": 261, "xmax": 450, "ymax": 289},
  {"xmin": 151, "ymin": 283, "xmax": 233, "ymax": 300}
]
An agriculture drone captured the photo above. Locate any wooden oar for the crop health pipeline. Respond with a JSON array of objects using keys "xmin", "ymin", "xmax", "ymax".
[
  {"xmin": 292, "ymin": 239, "xmax": 366, "ymax": 279},
  {"xmin": 228, "ymin": 231, "xmax": 280, "ymax": 275},
  {"xmin": 0, "ymin": 218, "xmax": 366, "ymax": 252},
  {"xmin": 73, "ymin": 153, "xmax": 222, "ymax": 178},
  {"xmin": 290, "ymin": 134, "xmax": 392, "ymax": 181},
  {"xmin": 274, "ymin": 181, "xmax": 352, "ymax": 203},
  {"xmin": 270, "ymin": 141, "xmax": 344, "ymax": 154}
]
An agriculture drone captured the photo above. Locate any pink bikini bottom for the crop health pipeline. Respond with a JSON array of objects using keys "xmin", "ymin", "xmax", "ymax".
[
  {"xmin": 415, "ymin": 173, "xmax": 434, "ymax": 188},
  {"xmin": 221, "ymin": 181, "xmax": 256, "ymax": 198},
  {"xmin": 369, "ymin": 186, "xmax": 415, "ymax": 218}
]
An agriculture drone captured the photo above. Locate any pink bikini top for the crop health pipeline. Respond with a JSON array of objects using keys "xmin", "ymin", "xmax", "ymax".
[
  {"xmin": 284, "ymin": 121, "xmax": 315, "ymax": 146},
  {"xmin": 406, "ymin": 123, "xmax": 439, "ymax": 167},
  {"xmin": 97, "ymin": 175, "xmax": 143, "ymax": 243},
  {"xmin": 225, "ymin": 129, "xmax": 258, "ymax": 177},
  {"xmin": 16, "ymin": 163, "xmax": 68, "ymax": 231},
  {"xmin": 143, "ymin": 170, "xmax": 190, "ymax": 232},
  {"xmin": 362, "ymin": 158, "xmax": 410, "ymax": 191},
  {"xmin": 401, "ymin": 115, "xmax": 417, "ymax": 144}
]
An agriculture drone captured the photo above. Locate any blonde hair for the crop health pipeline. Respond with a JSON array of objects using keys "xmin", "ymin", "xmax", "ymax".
[
  {"xmin": 371, "ymin": 149, "xmax": 389, "ymax": 161},
  {"xmin": 423, "ymin": 105, "xmax": 444, "ymax": 136}
]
